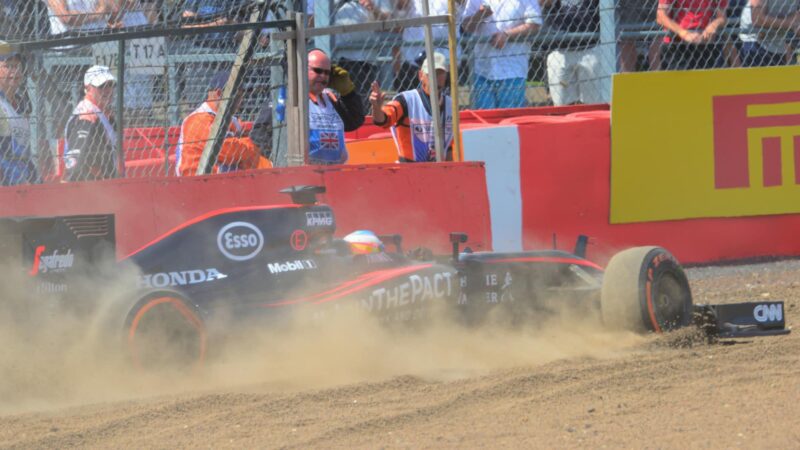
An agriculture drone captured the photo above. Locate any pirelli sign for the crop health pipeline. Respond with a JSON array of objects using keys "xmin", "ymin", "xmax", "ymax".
[{"xmin": 611, "ymin": 66, "xmax": 800, "ymax": 223}]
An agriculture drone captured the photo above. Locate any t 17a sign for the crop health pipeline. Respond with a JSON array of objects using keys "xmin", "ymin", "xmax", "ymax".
[{"xmin": 92, "ymin": 38, "xmax": 167, "ymax": 75}]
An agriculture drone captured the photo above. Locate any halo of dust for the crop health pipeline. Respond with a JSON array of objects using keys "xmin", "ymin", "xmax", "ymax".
[{"xmin": 1, "ymin": 260, "xmax": 798, "ymax": 448}]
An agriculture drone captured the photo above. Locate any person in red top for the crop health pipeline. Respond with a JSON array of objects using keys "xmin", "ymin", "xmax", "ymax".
[
  {"xmin": 656, "ymin": 0, "xmax": 733, "ymax": 69},
  {"xmin": 175, "ymin": 71, "xmax": 271, "ymax": 176}
]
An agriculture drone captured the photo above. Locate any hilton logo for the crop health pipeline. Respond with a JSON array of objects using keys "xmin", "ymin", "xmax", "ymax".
[{"xmin": 713, "ymin": 92, "xmax": 800, "ymax": 189}]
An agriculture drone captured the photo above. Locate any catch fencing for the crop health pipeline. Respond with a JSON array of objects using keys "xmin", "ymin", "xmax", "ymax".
[{"xmin": 0, "ymin": 0, "xmax": 795, "ymax": 185}]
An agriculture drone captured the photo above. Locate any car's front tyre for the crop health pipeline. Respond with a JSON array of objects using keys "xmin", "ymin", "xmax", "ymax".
[{"xmin": 601, "ymin": 246, "xmax": 693, "ymax": 333}]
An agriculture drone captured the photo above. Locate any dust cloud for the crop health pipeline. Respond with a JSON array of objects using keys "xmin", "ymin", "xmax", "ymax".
[
  {"xmin": 205, "ymin": 300, "xmax": 646, "ymax": 391},
  {"xmin": 1, "ymin": 264, "xmax": 647, "ymax": 415}
]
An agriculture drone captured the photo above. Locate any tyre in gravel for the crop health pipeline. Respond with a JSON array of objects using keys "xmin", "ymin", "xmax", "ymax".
[
  {"xmin": 601, "ymin": 246, "xmax": 693, "ymax": 333},
  {"xmin": 123, "ymin": 289, "xmax": 207, "ymax": 372}
]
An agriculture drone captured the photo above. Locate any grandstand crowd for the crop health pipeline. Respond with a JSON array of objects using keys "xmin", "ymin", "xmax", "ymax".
[{"xmin": 0, "ymin": 0, "xmax": 797, "ymax": 184}]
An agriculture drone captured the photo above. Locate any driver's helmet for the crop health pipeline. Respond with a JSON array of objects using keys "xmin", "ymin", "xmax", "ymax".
[{"xmin": 343, "ymin": 230, "xmax": 384, "ymax": 254}]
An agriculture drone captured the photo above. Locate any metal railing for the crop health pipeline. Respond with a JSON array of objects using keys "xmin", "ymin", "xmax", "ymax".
[{"xmin": 1, "ymin": 0, "xmax": 797, "ymax": 187}]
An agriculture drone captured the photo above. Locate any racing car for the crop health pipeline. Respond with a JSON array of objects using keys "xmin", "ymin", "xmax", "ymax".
[{"xmin": 1, "ymin": 185, "xmax": 789, "ymax": 372}]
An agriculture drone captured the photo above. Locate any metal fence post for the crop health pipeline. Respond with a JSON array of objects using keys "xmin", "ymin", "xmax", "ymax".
[
  {"xmin": 285, "ymin": 13, "xmax": 300, "ymax": 167},
  {"xmin": 421, "ymin": 0, "xmax": 444, "ymax": 162},
  {"xmin": 297, "ymin": 13, "xmax": 309, "ymax": 166},
  {"xmin": 270, "ymin": 38, "xmax": 287, "ymax": 167},
  {"xmin": 196, "ymin": 4, "xmax": 268, "ymax": 175},
  {"xmin": 314, "ymin": 0, "xmax": 331, "ymax": 54},
  {"xmin": 286, "ymin": 12, "xmax": 309, "ymax": 167},
  {"xmin": 599, "ymin": 0, "xmax": 618, "ymax": 85},
  {"xmin": 116, "ymin": 38, "xmax": 126, "ymax": 178},
  {"xmin": 447, "ymin": 0, "xmax": 462, "ymax": 161}
]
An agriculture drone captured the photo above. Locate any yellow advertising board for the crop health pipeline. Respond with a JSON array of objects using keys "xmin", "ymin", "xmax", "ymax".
[{"xmin": 611, "ymin": 66, "xmax": 800, "ymax": 223}]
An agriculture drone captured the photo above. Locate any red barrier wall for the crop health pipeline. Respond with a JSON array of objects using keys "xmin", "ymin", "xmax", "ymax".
[
  {"xmin": 0, "ymin": 163, "xmax": 491, "ymax": 258},
  {"xmin": 344, "ymin": 104, "xmax": 608, "ymax": 140},
  {"xmin": 517, "ymin": 114, "xmax": 800, "ymax": 264}
]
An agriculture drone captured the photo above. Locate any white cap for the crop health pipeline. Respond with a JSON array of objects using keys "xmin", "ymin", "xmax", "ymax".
[
  {"xmin": 420, "ymin": 52, "xmax": 447, "ymax": 75},
  {"xmin": 84, "ymin": 65, "xmax": 116, "ymax": 87}
]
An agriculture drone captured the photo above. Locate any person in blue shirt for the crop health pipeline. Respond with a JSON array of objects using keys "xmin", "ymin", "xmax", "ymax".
[{"xmin": 0, "ymin": 52, "xmax": 38, "ymax": 186}]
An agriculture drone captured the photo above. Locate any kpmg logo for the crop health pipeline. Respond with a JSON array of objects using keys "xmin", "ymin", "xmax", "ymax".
[
  {"xmin": 306, "ymin": 211, "xmax": 333, "ymax": 227},
  {"xmin": 713, "ymin": 92, "xmax": 800, "ymax": 189}
]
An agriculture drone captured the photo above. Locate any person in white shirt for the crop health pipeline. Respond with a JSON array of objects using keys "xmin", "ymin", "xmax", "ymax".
[
  {"xmin": 45, "ymin": 0, "xmax": 111, "ymax": 35},
  {"xmin": 462, "ymin": 0, "xmax": 543, "ymax": 109},
  {"xmin": 739, "ymin": 0, "xmax": 800, "ymax": 67},
  {"xmin": 333, "ymin": 0, "xmax": 398, "ymax": 110},
  {"xmin": 395, "ymin": 0, "xmax": 480, "ymax": 91}
]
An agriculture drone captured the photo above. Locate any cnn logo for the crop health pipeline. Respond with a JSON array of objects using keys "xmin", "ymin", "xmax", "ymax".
[
  {"xmin": 753, "ymin": 303, "xmax": 783, "ymax": 323},
  {"xmin": 712, "ymin": 92, "xmax": 800, "ymax": 189}
]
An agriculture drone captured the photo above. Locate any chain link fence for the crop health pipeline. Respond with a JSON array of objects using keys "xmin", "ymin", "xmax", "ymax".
[
  {"xmin": 0, "ymin": 0, "xmax": 797, "ymax": 186},
  {"xmin": 1, "ymin": 0, "xmax": 292, "ymax": 183}
]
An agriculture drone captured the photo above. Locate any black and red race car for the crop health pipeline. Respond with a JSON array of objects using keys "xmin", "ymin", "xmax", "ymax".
[{"xmin": 1, "ymin": 186, "xmax": 789, "ymax": 371}]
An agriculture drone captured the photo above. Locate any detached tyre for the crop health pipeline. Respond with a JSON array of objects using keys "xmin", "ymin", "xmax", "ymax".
[
  {"xmin": 601, "ymin": 246, "xmax": 692, "ymax": 333},
  {"xmin": 123, "ymin": 290, "xmax": 207, "ymax": 372}
]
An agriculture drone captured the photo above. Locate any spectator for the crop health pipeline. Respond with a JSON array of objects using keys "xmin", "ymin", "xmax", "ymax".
[
  {"xmin": 370, "ymin": 51, "xmax": 453, "ymax": 162},
  {"xmin": 63, "ymin": 65, "xmax": 118, "ymax": 182},
  {"xmin": 656, "ymin": 0, "xmax": 731, "ymax": 70},
  {"xmin": 396, "ymin": 0, "xmax": 480, "ymax": 92},
  {"xmin": 177, "ymin": 0, "xmax": 251, "ymax": 49},
  {"xmin": 105, "ymin": 0, "xmax": 161, "ymax": 114},
  {"xmin": 462, "ymin": 0, "xmax": 543, "ymax": 109},
  {"xmin": 175, "ymin": 71, "xmax": 271, "ymax": 176},
  {"xmin": 173, "ymin": 0, "xmax": 254, "ymax": 111},
  {"xmin": 45, "ymin": 0, "xmax": 112, "ymax": 34},
  {"xmin": 617, "ymin": 0, "xmax": 660, "ymax": 71},
  {"xmin": 332, "ymin": 0, "xmax": 396, "ymax": 111},
  {"xmin": 0, "ymin": 52, "xmax": 38, "ymax": 186},
  {"xmin": 1, "ymin": 1, "xmax": 52, "ymax": 41},
  {"xmin": 306, "ymin": 49, "xmax": 364, "ymax": 165},
  {"xmin": 542, "ymin": 0, "xmax": 610, "ymax": 106},
  {"xmin": 739, "ymin": 0, "xmax": 800, "ymax": 66}
]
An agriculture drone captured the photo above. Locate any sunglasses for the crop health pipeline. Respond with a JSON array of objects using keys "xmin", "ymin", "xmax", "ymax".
[{"xmin": 310, "ymin": 67, "xmax": 331, "ymax": 76}]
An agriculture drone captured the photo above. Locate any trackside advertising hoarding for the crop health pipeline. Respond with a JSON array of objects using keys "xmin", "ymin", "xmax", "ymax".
[{"xmin": 611, "ymin": 66, "xmax": 800, "ymax": 223}]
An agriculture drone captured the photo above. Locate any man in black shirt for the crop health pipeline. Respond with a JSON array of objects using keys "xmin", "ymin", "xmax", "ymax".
[{"xmin": 63, "ymin": 65, "xmax": 119, "ymax": 182}]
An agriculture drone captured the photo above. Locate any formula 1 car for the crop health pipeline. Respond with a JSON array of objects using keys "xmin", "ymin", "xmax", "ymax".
[{"xmin": 1, "ymin": 186, "xmax": 790, "ymax": 371}]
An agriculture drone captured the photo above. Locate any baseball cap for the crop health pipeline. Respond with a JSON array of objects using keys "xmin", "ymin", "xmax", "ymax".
[
  {"xmin": 420, "ymin": 52, "xmax": 447, "ymax": 75},
  {"xmin": 84, "ymin": 65, "xmax": 116, "ymax": 87},
  {"xmin": 0, "ymin": 40, "xmax": 20, "ymax": 61}
]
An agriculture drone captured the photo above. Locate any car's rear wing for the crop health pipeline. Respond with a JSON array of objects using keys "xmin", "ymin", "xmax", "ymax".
[{"xmin": 694, "ymin": 301, "xmax": 791, "ymax": 339}]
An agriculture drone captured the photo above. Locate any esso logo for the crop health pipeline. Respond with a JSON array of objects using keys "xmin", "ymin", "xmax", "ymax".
[{"xmin": 217, "ymin": 222, "xmax": 264, "ymax": 261}]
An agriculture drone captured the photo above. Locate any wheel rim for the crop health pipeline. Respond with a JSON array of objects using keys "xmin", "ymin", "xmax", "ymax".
[
  {"xmin": 127, "ymin": 296, "xmax": 207, "ymax": 372},
  {"xmin": 651, "ymin": 272, "xmax": 690, "ymax": 331}
]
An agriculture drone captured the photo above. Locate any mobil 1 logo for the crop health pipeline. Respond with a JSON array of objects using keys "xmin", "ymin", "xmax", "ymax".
[{"xmin": 217, "ymin": 221, "xmax": 264, "ymax": 261}]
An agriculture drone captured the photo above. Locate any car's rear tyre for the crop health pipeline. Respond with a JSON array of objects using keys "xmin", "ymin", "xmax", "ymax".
[
  {"xmin": 123, "ymin": 290, "xmax": 207, "ymax": 373},
  {"xmin": 601, "ymin": 246, "xmax": 692, "ymax": 333}
]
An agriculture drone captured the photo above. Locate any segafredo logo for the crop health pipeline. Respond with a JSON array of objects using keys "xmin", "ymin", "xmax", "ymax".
[
  {"xmin": 139, "ymin": 268, "xmax": 227, "ymax": 289},
  {"xmin": 29, "ymin": 246, "xmax": 75, "ymax": 275},
  {"xmin": 217, "ymin": 221, "xmax": 264, "ymax": 261},
  {"xmin": 754, "ymin": 303, "xmax": 783, "ymax": 323},
  {"xmin": 268, "ymin": 259, "xmax": 317, "ymax": 274}
]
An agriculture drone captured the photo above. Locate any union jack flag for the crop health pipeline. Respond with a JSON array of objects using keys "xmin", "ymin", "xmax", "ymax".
[{"xmin": 320, "ymin": 132, "xmax": 339, "ymax": 150}]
